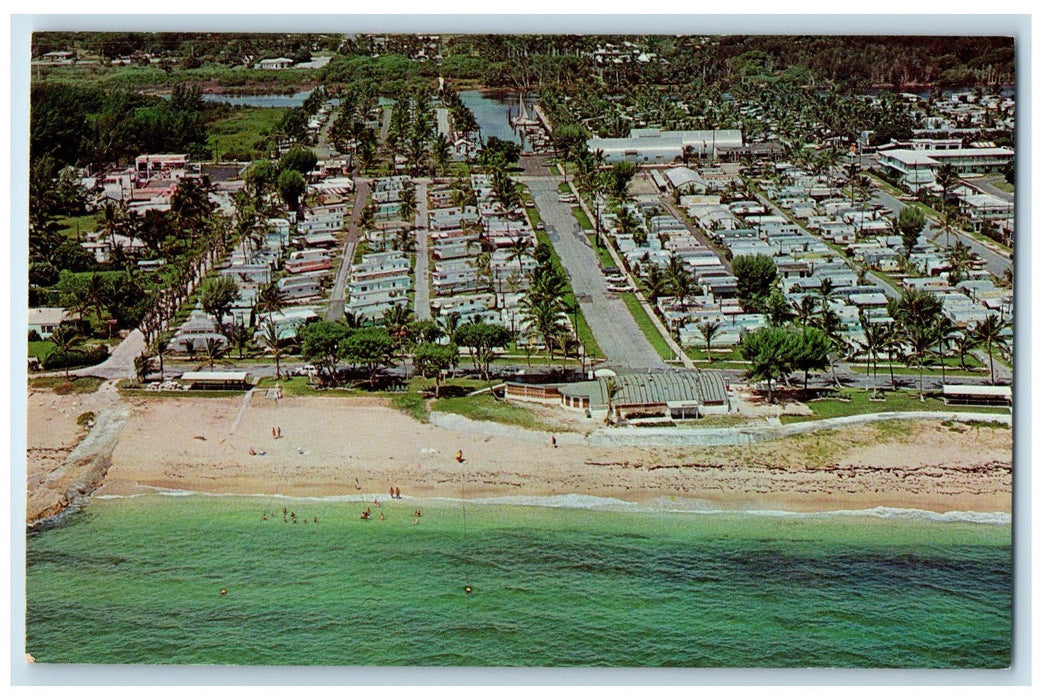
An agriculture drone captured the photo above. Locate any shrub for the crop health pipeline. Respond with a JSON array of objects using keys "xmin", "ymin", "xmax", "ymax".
[
  {"xmin": 28, "ymin": 329, "xmax": 42, "ymax": 342},
  {"xmin": 42, "ymin": 344, "xmax": 109, "ymax": 371}
]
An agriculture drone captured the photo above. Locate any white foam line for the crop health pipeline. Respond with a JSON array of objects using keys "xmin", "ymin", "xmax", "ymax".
[{"xmin": 87, "ymin": 490, "xmax": 1011, "ymax": 524}]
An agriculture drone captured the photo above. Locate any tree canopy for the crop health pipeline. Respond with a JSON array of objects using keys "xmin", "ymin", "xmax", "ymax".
[{"xmin": 732, "ymin": 254, "xmax": 778, "ymax": 313}]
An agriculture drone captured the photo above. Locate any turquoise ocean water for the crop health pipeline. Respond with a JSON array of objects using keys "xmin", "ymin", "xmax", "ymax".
[{"xmin": 25, "ymin": 494, "xmax": 1011, "ymax": 667}]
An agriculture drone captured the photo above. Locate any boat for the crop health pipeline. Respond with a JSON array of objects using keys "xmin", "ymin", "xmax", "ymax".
[{"xmin": 510, "ymin": 93, "xmax": 540, "ymax": 128}]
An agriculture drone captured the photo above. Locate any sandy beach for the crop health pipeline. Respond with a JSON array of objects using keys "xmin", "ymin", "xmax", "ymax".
[{"xmin": 17, "ymin": 391, "xmax": 1000, "ymax": 518}]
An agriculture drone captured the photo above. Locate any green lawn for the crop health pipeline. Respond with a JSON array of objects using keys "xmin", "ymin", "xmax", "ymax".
[
  {"xmin": 207, "ymin": 106, "xmax": 288, "ymax": 161},
  {"xmin": 586, "ymin": 234, "xmax": 616, "ymax": 268},
  {"xmin": 28, "ymin": 340, "xmax": 55, "ymax": 359},
  {"xmin": 56, "ymin": 213, "xmax": 99, "ymax": 241},
  {"xmin": 431, "ymin": 393, "xmax": 561, "ymax": 432},
  {"xmin": 619, "ymin": 292, "xmax": 674, "ymax": 361},
  {"xmin": 557, "ymin": 180, "xmax": 572, "ymax": 195},
  {"xmin": 779, "ymin": 388, "xmax": 1010, "ymax": 424},
  {"xmin": 571, "ymin": 205, "xmax": 593, "ymax": 231}
]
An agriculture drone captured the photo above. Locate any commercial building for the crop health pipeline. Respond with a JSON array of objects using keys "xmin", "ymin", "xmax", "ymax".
[{"xmin": 587, "ymin": 129, "xmax": 743, "ymax": 164}]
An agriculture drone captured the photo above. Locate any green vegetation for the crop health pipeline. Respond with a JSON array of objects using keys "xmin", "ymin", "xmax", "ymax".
[
  {"xmin": 779, "ymin": 388, "xmax": 1010, "ymax": 424},
  {"xmin": 28, "ymin": 340, "xmax": 55, "ymax": 360},
  {"xmin": 55, "ymin": 213, "xmax": 98, "ymax": 241},
  {"xmin": 389, "ymin": 392, "xmax": 429, "ymax": 422},
  {"xmin": 571, "ymin": 205, "xmax": 593, "ymax": 231},
  {"xmin": 432, "ymin": 393, "xmax": 561, "ymax": 432},
  {"xmin": 532, "ymin": 228, "xmax": 603, "ymax": 360},
  {"xmin": 28, "ymin": 375, "xmax": 103, "ymax": 394},
  {"xmin": 206, "ymin": 107, "xmax": 287, "ymax": 161},
  {"xmin": 619, "ymin": 292, "xmax": 674, "ymax": 361},
  {"xmin": 586, "ymin": 234, "xmax": 616, "ymax": 268}
]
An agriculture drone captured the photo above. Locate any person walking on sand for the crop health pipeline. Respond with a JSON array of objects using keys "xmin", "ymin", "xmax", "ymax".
[
  {"xmin": 456, "ymin": 450, "xmax": 464, "ymax": 463},
  {"xmin": 395, "ymin": 486, "xmax": 401, "ymax": 500},
  {"xmin": 390, "ymin": 486, "xmax": 395, "ymax": 499},
  {"xmin": 552, "ymin": 435, "xmax": 557, "ymax": 448}
]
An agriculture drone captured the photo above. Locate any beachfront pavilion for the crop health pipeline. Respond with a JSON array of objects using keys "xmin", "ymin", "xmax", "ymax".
[{"xmin": 556, "ymin": 370, "xmax": 731, "ymax": 422}]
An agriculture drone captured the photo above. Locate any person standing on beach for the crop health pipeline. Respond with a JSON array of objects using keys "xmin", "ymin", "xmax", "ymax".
[
  {"xmin": 395, "ymin": 487, "xmax": 401, "ymax": 499},
  {"xmin": 551, "ymin": 435, "xmax": 557, "ymax": 448}
]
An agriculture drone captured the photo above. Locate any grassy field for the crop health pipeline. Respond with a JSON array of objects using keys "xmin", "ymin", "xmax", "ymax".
[
  {"xmin": 28, "ymin": 376, "xmax": 103, "ymax": 394},
  {"xmin": 431, "ymin": 393, "xmax": 560, "ymax": 432},
  {"xmin": 55, "ymin": 213, "xmax": 99, "ymax": 241},
  {"xmin": 207, "ymin": 107, "xmax": 287, "ymax": 161},
  {"xmin": 619, "ymin": 292, "xmax": 674, "ymax": 361},
  {"xmin": 779, "ymin": 387, "xmax": 1010, "ymax": 424},
  {"xmin": 28, "ymin": 340, "xmax": 55, "ymax": 359}
]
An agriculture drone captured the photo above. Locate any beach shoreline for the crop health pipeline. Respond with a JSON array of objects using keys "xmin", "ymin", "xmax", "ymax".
[{"xmin": 27, "ymin": 391, "xmax": 1013, "ymax": 524}]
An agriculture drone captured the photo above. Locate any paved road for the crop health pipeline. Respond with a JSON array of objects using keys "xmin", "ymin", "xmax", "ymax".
[
  {"xmin": 325, "ymin": 178, "xmax": 368, "ymax": 321},
  {"xmin": 869, "ymin": 188, "xmax": 1011, "ymax": 278},
  {"xmin": 967, "ymin": 175, "xmax": 1015, "ymax": 204},
  {"xmin": 413, "ymin": 181, "xmax": 431, "ymax": 320},
  {"xmin": 659, "ymin": 197, "xmax": 733, "ymax": 274},
  {"xmin": 70, "ymin": 329, "xmax": 147, "ymax": 381},
  {"xmin": 521, "ymin": 173, "xmax": 666, "ymax": 370}
]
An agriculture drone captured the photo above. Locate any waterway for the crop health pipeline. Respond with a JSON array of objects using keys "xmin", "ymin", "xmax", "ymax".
[{"xmin": 459, "ymin": 90, "xmax": 539, "ymax": 144}]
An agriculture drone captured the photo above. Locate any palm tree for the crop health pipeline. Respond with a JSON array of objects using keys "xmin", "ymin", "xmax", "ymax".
[
  {"xmin": 133, "ymin": 352, "xmax": 156, "ymax": 385},
  {"xmin": 604, "ymin": 377, "xmax": 622, "ymax": 424},
  {"xmin": 882, "ymin": 322, "xmax": 901, "ymax": 390},
  {"xmin": 204, "ymin": 337, "xmax": 227, "ymax": 369},
  {"xmin": 258, "ymin": 318, "xmax": 294, "ymax": 380},
  {"xmin": 49, "ymin": 324, "xmax": 81, "ymax": 380},
  {"xmin": 641, "ymin": 265, "xmax": 670, "ymax": 304},
  {"xmin": 816, "ymin": 277, "xmax": 836, "ymax": 313},
  {"xmin": 255, "ymin": 281, "xmax": 287, "ymax": 322},
  {"xmin": 664, "ymin": 255, "xmax": 692, "ymax": 308},
  {"xmin": 793, "ymin": 295, "xmax": 818, "ymax": 327},
  {"xmin": 935, "ymin": 162, "xmax": 958, "ymax": 207},
  {"xmin": 615, "ymin": 207, "xmax": 640, "ymax": 236},
  {"xmin": 904, "ymin": 322, "xmax": 940, "ymax": 402},
  {"xmin": 952, "ymin": 330, "xmax": 980, "ymax": 371},
  {"xmin": 505, "ymin": 234, "xmax": 533, "ymax": 267},
  {"xmin": 932, "ymin": 315, "xmax": 955, "ymax": 385},
  {"xmin": 155, "ymin": 336, "xmax": 169, "ymax": 381},
  {"xmin": 972, "ymin": 314, "xmax": 1011, "ymax": 385},
  {"xmin": 858, "ymin": 314, "xmax": 887, "ymax": 398},
  {"xmin": 697, "ymin": 320, "xmax": 721, "ymax": 363},
  {"xmin": 521, "ymin": 295, "xmax": 568, "ymax": 370}
]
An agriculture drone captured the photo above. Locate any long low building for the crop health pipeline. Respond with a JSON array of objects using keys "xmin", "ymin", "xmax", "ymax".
[
  {"xmin": 179, "ymin": 371, "xmax": 252, "ymax": 390},
  {"xmin": 514, "ymin": 370, "xmax": 732, "ymax": 421},
  {"xmin": 587, "ymin": 129, "xmax": 743, "ymax": 164}
]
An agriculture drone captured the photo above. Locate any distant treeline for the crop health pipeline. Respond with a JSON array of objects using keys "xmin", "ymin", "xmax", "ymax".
[
  {"xmin": 34, "ymin": 33, "xmax": 1015, "ymax": 94},
  {"xmin": 30, "ymin": 82, "xmax": 210, "ymax": 171}
]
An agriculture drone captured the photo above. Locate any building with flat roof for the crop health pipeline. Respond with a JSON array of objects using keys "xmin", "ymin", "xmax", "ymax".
[
  {"xmin": 879, "ymin": 147, "xmax": 1015, "ymax": 190},
  {"xmin": 588, "ymin": 129, "xmax": 743, "ymax": 164}
]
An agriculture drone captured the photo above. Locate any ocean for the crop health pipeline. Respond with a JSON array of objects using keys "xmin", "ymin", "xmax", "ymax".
[{"xmin": 24, "ymin": 494, "xmax": 1011, "ymax": 667}]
